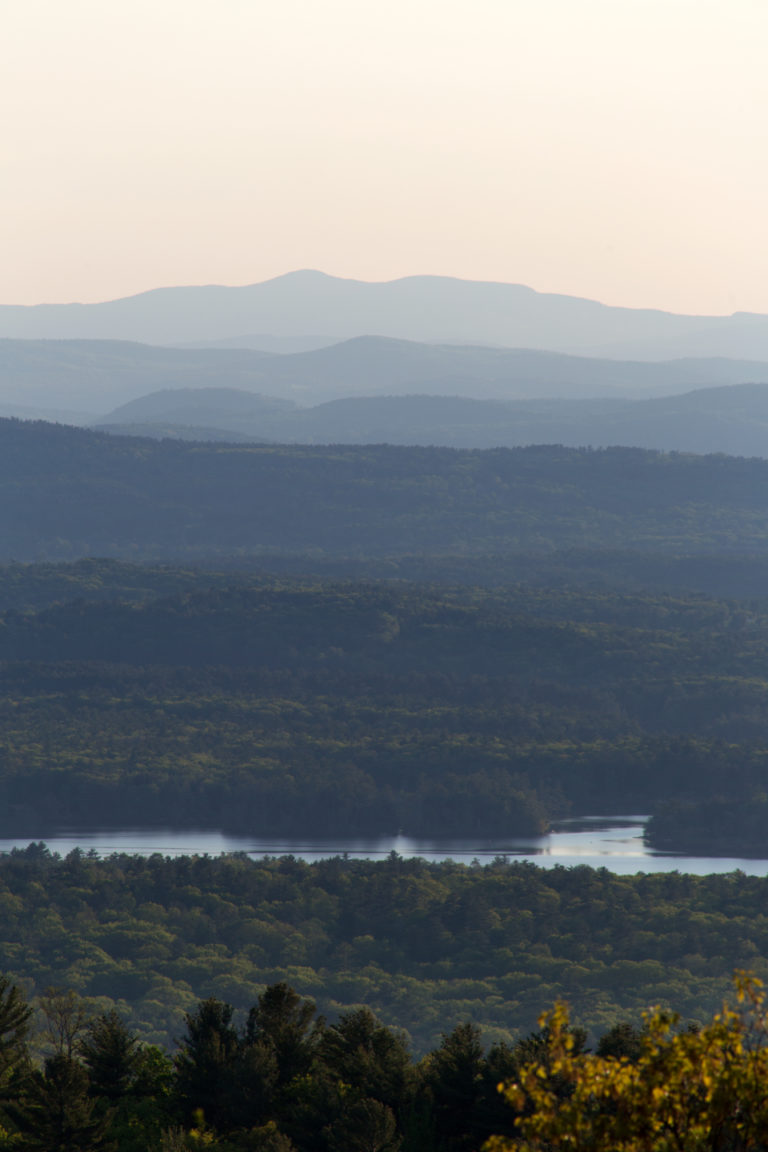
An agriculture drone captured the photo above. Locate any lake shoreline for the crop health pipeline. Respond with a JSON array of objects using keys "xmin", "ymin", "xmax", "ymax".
[{"xmin": 1, "ymin": 817, "xmax": 766, "ymax": 876}]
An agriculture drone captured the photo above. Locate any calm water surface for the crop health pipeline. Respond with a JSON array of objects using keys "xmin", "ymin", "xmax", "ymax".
[{"xmin": 2, "ymin": 817, "xmax": 767, "ymax": 875}]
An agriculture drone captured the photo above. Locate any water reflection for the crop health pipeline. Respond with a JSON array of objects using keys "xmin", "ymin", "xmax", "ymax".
[{"xmin": 0, "ymin": 817, "xmax": 766, "ymax": 875}]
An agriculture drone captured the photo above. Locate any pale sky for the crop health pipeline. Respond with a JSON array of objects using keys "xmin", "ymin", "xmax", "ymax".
[{"xmin": 4, "ymin": 0, "xmax": 768, "ymax": 314}]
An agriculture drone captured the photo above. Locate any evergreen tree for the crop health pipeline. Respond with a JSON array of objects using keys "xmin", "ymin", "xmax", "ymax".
[
  {"xmin": 319, "ymin": 1008, "xmax": 411, "ymax": 1113},
  {"xmin": 10, "ymin": 1053, "xmax": 114, "ymax": 1152},
  {"xmin": 423, "ymin": 1022, "xmax": 485, "ymax": 1152},
  {"xmin": 244, "ymin": 984, "xmax": 321, "ymax": 1090},
  {"xmin": 0, "ymin": 977, "xmax": 31, "ymax": 1078},
  {"xmin": 174, "ymin": 998, "xmax": 240, "ymax": 1133},
  {"xmin": 79, "ymin": 1010, "xmax": 140, "ymax": 1104}
]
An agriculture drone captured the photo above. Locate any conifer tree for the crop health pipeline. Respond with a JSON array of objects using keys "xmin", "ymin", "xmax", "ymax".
[
  {"xmin": 174, "ymin": 998, "xmax": 240, "ymax": 1132},
  {"xmin": 0, "ymin": 976, "xmax": 31, "ymax": 1098},
  {"xmin": 79, "ymin": 1010, "xmax": 140, "ymax": 1104},
  {"xmin": 10, "ymin": 1053, "xmax": 114, "ymax": 1152}
]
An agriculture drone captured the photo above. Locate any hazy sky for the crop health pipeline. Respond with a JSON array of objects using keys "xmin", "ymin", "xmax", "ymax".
[{"xmin": 4, "ymin": 0, "xmax": 768, "ymax": 313}]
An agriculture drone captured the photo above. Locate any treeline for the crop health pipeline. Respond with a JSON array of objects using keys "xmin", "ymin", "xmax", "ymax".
[
  {"xmin": 2, "ymin": 970, "xmax": 764, "ymax": 1150},
  {"xmin": 646, "ymin": 795, "xmax": 768, "ymax": 854},
  {"xmin": 0, "ymin": 971, "xmax": 644, "ymax": 1152},
  {"xmin": 1, "ymin": 576, "xmax": 768, "ymax": 836},
  {"xmin": 9, "ymin": 551, "xmax": 768, "ymax": 608},
  {"xmin": 0, "ymin": 848, "xmax": 767, "ymax": 1054},
  {"xmin": 6, "ymin": 420, "xmax": 768, "ymax": 560}
]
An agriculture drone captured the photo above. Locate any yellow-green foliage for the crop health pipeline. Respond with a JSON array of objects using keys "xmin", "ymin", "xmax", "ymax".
[{"xmin": 491, "ymin": 974, "xmax": 768, "ymax": 1152}]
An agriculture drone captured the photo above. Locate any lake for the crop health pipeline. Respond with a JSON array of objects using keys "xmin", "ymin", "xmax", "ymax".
[{"xmin": 2, "ymin": 816, "xmax": 768, "ymax": 875}]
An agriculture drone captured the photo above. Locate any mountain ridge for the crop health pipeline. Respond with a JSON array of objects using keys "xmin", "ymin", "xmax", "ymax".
[{"xmin": 4, "ymin": 271, "xmax": 768, "ymax": 358}]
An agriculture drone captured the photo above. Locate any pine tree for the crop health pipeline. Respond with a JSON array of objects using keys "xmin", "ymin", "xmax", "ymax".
[
  {"xmin": 174, "ymin": 998, "xmax": 240, "ymax": 1132},
  {"xmin": 79, "ymin": 1010, "xmax": 140, "ymax": 1104},
  {"xmin": 11, "ymin": 1053, "xmax": 114, "ymax": 1152},
  {"xmin": 0, "ymin": 977, "xmax": 31, "ymax": 1080}
]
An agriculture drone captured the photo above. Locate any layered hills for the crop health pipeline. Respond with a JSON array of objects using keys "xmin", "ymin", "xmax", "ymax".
[
  {"xmin": 3, "ymin": 334, "xmax": 768, "ymax": 417},
  {"xmin": 93, "ymin": 381, "xmax": 768, "ymax": 458}
]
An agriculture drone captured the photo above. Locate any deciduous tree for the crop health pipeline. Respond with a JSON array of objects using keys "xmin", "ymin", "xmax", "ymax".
[{"xmin": 487, "ymin": 974, "xmax": 768, "ymax": 1152}]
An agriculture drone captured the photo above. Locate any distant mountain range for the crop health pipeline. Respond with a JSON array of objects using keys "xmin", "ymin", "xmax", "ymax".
[
  {"xmin": 3, "ymin": 335, "xmax": 768, "ymax": 417},
  {"xmin": 180, "ymin": 333, "xmax": 340, "ymax": 353},
  {"xmin": 5, "ymin": 271, "xmax": 768, "ymax": 359},
  {"xmin": 90, "ymin": 382, "xmax": 768, "ymax": 458}
]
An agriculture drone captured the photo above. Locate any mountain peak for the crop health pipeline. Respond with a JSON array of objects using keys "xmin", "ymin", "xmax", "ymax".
[{"xmin": 3, "ymin": 273, "xmax": 768, "ymax": 359}]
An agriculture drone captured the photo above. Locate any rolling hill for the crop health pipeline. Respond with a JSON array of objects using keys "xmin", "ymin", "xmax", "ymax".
[
  {"xmin": 4, "ymin": 418, "xmax": 768, "ymax": 562},
  {"xmin": 94, "ymin": 382, "xmax": 768, "ymax": 458}
]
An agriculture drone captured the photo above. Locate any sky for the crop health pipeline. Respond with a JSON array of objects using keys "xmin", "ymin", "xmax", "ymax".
[{"xmin": 4, "ymin": 0, "xmax": 768, "ymax": 314}]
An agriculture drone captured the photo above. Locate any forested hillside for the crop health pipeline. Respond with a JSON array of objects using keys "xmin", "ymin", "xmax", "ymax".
[
  {"xmin": 9, "ymin": 551, "xmax": 768, "ymax": 605},
  {"xmin": 0, "ymin": 571, "xmax": 767, "ymax": 839},
  {"xmin": 5, "ymin": 419, "xmax": 768, "ymax": 560}
]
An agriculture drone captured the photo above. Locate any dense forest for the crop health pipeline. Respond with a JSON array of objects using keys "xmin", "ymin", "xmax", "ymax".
[
  {"xmin": 0, "ymin": 847, "xmax": 765, "ymax": 1057},
  {"xmin": 6, "ymin": 550, "xmax": 768, "ymax": 603},
  {"xmin": 7, "ymin": 420, "xmax": 768, "ymax": 560},
  {"xmin": 0, "ymin": 565, "xmax": 766, "ymax": 838}
]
